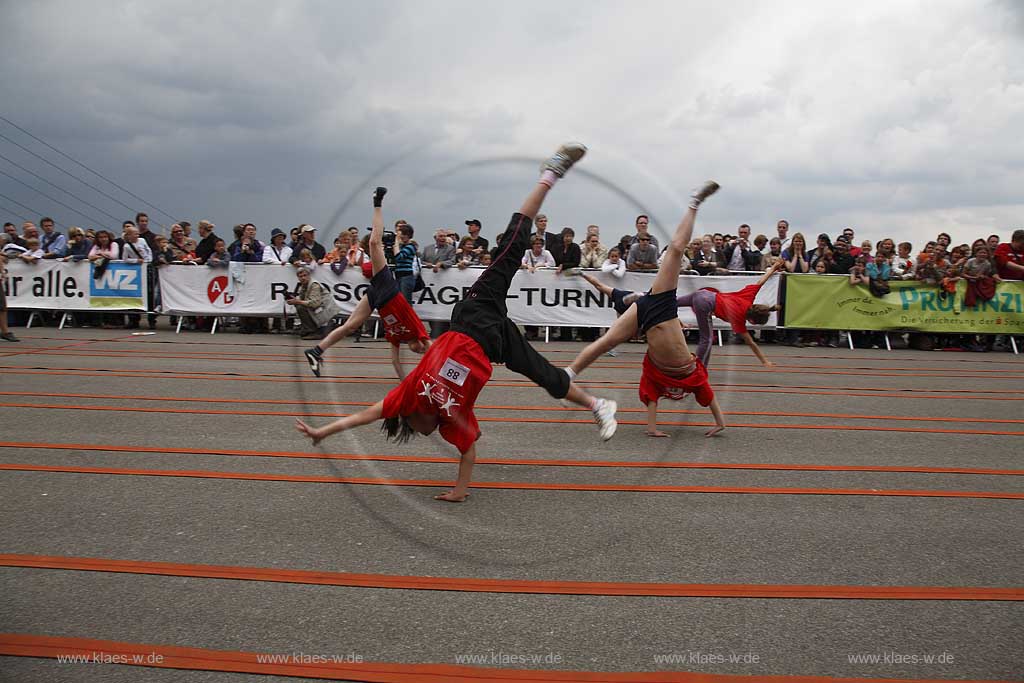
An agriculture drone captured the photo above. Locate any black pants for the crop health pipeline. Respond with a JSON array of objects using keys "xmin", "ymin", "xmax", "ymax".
[{"xmin": 451, "ymin": 213, "xmax": 570, "ymax": 399}]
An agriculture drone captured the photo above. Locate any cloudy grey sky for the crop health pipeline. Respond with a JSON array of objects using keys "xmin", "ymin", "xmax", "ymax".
[{"xmin": 1, "ymin": 0, "xmax": 1021, "ymax": 249}]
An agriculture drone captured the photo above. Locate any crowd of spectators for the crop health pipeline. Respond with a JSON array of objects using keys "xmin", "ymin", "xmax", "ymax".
[{"xmin": 1, "ymin": 212, "xmax": 1022, "ymax": 350}]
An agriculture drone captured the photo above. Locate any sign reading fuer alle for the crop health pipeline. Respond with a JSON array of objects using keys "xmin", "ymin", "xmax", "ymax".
[{"xmin": 5, "ymin": 260, "xmax": 148, "ymax": 311}]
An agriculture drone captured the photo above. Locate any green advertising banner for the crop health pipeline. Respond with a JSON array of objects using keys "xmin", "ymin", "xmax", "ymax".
[{"xmin": 783, "ymin": 275, "xmax": 1024, "ymax": 334}]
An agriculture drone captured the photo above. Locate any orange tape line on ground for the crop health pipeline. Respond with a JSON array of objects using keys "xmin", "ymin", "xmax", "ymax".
[
  {"xmin": 3, "ymin": 391, "xmax": 1023, "ymax": 425},
  {"xmin": 2, "ymin": 463, "xmax": 1022, "ymax": 500},
  {"xmin": 0, "ymin": 634, "xmax": 1007, "ymax": 683},
  {"xmin": 3, "ymin": 401, "xmax": 1024, "ymax": 436},
  {"xmin": 2, "ymin": 440, "xmax": 1020, "ymax": 476},
  {"xmin": 22, "ymin": 345, "xmax": 1024, "ymax": 376},
  {"xmin": 2, "ymin": 555, "xmax": 1022, "ymax": 601},
  {"xmin": 21, "ymin": 331, "xmax": 1024, "ymax": 363},
  {"xmin": 15, "ymin": 348, "xmax": 1024, "ymax": 379},
  {"xmin": 3, "ymin": 366, "xmax": 1023, "ymax": 402}
]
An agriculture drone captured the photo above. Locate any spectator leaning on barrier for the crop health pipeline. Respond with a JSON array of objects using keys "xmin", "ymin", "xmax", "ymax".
[
  {"xmin": 168, "ymin": 224, "xmax": 195, "ymax": 262},
  {"xmin": 580, "ymin": 232, "xmax": 608, "ymax": 268},
  {"xmin": 761, "ymin": 237, "xmax": 784, "ymax": 271},
  {"xmin": 290, "ymin": 224, "xmax": 326, "ymax": 264},
  {"xmin": 829, "ymin": 237, "xmax": 855, "ymax": 274},
  {"xmin": 888, "ymin": 242, "xmax": 913, "ymax": 280},
  {"xmin": 455, "ymin": 237, "xmax": 479, "ymax": 269},
  {"xmin": 626, "ymin": 214, "xmax": 659, "ymax": 250},
  {"xmin": 551, "ymin": 227, "xmax": 581, "ymax": 274},
  {"xmin": 963, "ymin": 244, "xmax": 1001, "ymax": 306},
  {"xmin": 263, "ymin": 229, "xmax": 293, "ymax": 265},
  {"xmin": 601, "ymin": 246, "xmax": 627, "ymax": 277},
  {"xmin": 206, "ymin": 239, "xmax": 230, "ymax": 267},
  {"xmin": 88, "ymin": 230, "xmax": 120, "ymax": 261},
  {"xmin": 783, "ymin": 233, "xmax": 811, "ymax": 274},
  {"xmin": 994, "ymin": 229, "xmax": 1024, "ymax": 280},
  {"xmin": 61, "ymin": 227, "xmax": 92, "ymax": 261},
  {"xmin": 724, "ymin": 224, "xmax": 763, "ymax": 272},
  {"xmin": 422, "ymin": 229, "xmax": 457, "ymax": 272},
  {"xmin": 194, "ymin": 220, "xmax": 219, "ymax": 263},
  {"xmin": 230, "ymin": 223, "xmax": 264, "ymax": 262},
  {"xmin": 627, "ymin": 233, "xmax": 659, "ymax": 272},
  {"xmin": 693, "ymin": 235, "xmax": 727, "ymax": 275},
  {"xmin": 521, "ymin": 234, "xmax": 556, "ymax": 272},
  {"xmin": 807, "ymin": 234, "xmax": 832, "ymax": 267},
  {"xmin": 39, "ymin": 217, "xmax": 67, "ymax": 258}
]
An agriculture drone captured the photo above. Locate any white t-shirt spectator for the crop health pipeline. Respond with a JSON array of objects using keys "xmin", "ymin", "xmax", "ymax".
[
  {"xmin": 522, "ymin": 248, "xmax": 556, "ymax": 269},
  {"xmin": 121, "ymin": 239, "xmax": 152, "ymax": 263},
  {"xmin": 601, "ymin": 258, "xmax": 627, "ymax": 278},
  {"xmin": 263, "ymin": 243, "xmax": 293, "ymax": 265}
]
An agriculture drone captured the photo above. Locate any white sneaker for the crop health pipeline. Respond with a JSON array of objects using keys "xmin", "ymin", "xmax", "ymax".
[
  {"xmin": 541, "ymin": 142, "xmax": 587, "ymax": 178},
  {"xmin": 591, "ymin": 398, "xmax": 618, "ymax": 440},
  {"xmin": 689, "ymin": 180, "xmax": 720, "ymax": 208}
]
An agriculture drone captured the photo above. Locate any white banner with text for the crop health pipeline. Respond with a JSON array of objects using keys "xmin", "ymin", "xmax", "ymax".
[
  {"xmin": 157, "ymin": 264, "xmax": 779, "ymax": 328},
  {"xmin": 4, "ymin": 260, "xmax": 149, "ymax": 311}
]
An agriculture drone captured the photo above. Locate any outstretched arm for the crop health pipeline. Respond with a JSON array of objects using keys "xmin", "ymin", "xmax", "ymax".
[
  {"xmin": 756, "ymin": 260, "xmax": 785, "ymax": 288},
  {"xmin": 390, "ymin": 344, "xmax": 405, "ymax": 379},
  {"xmin": 705, "ymin": 397, "xmax": 726, "ymax": 437},
  {"xmin": 435, "ymin": 443, "xmax": 477, "ymax": 503},
  {"xmin": 740, "ymin": 331, "xmax": 774, "ymax": 367},
  {"xmin": 580, "ymin": 271, "xmax": 614, "ymax": 297},
  {"xmin": 295, "ymin": 400, "xmax": 384, "ymax": 446}
]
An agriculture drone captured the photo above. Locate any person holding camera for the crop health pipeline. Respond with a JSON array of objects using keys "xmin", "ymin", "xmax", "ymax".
[
  {"xmin": 229, "ymin": 223, "xmax": 264, "ymax": 262},
  {"xmin": 288, "ymin": 266, "xmax": 340, "ymax": 340},
  {"xmin": 724, "ymin": 224, "xmax": 763, "ymax": 272}
]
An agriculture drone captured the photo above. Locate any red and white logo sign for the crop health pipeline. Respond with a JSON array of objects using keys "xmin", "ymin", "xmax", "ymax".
[{"xmin": 207, "ymin": 276, "xmax": 235, "ymax": 306}]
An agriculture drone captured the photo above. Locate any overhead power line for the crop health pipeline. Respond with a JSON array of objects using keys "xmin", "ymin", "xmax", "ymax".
[
  {"xmin": 0, "ymin": 115, "xmax": 178, "ymax": 223},
  {"xmin": 0, "ymin": 191, "xmax": 67, "ymax": 228},
  {"xmin": 0, "ymin": 168, "xmax": 107, "ymax": 227},
  {"xmin": 0, "ymin": 204, "xmax": 30, "ymax": 223},
  {"xmin": 0, "ymin": 131, "xmax": 153, "ymax": 226},
  {"xmin": 0, "ymin": 151, "xmax": 123, "ymax": 224}
]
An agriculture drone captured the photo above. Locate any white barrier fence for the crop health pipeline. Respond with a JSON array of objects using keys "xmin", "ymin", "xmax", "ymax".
[
  {"xmin": 5, "ymin": 260, "xmax": 149, "ymax": 311},
  {"xmin": 157, "ymin": 264, "xmax": 779, "ymax": 329}
]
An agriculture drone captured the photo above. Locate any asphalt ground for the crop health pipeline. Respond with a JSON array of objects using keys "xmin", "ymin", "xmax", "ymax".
[{"xmin": 1, "ymin": 327, "xmax": 1022, "ymax": 682}]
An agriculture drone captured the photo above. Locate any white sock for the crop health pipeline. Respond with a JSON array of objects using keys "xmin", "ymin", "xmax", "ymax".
[{"xmin": 539, "ymin": 170, "xmax": 558, "ymax": 188}]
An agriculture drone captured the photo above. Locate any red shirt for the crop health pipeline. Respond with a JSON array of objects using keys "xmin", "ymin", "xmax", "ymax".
[
  {"xmin": 706, "ymin": 284, "xmax": 761, "ymax": 334},
  {"xmin": 381, "ymin": 332, "xmax": 492, "ymax": 453},
  {"xmin": 994, "ymin": 242, "xmax": 1024, "ymax": 280},
  {"xmin": 378, "ymin": 295, "xmax": 430, "ymax": 347},
  {"xmin": 639, "ymin": 353, "xmax": 715, "ymax": 407}
]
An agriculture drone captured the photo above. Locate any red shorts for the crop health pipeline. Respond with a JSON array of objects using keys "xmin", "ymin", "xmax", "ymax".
[{"xmin": 638, "ymin": 353, "xmax": 714, "ymax": 407}]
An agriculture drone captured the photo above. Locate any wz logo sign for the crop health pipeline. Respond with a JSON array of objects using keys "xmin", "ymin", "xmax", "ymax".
[{"xmin": 90, "ymin": 262, "xmax": 145, "ymax": 307}]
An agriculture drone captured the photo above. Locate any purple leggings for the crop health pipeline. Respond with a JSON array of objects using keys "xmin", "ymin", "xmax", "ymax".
[{"xmin": 676, "ymin": 289, "xmax": 717, "ymax": 367}]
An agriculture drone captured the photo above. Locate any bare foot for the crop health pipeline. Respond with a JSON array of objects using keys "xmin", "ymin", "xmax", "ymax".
[
  {"xmin": 705, "ymin": 425, "xmax": 725, "ymax": 438},
  {"xmin": 434, "ymin": 490, "xmax": 469, "ymax": 503},
  {"xmin": 295, "ymin": 418, "xmax": 324, "ymax": 446},
  {"xmin": 646, "ymin": 430, "xmax": 670, "ymax": 438},
  {"xmin": 763, "ymin": 360, "xmax": 776, "ymax": 368}
]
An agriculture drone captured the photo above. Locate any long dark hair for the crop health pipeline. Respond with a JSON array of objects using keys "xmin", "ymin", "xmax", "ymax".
[{"xmin": 381, "ymin": 416, "xmax": 415, "ymax": 444}]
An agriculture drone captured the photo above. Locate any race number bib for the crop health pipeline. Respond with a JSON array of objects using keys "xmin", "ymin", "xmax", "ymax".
[{"xmin": 439, "ymin": 358, "xmax": 470, "ymax": 387}]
